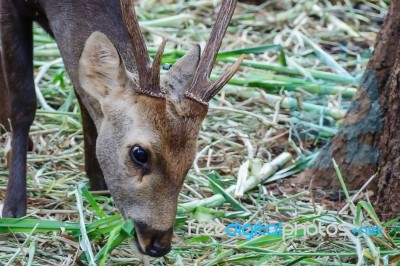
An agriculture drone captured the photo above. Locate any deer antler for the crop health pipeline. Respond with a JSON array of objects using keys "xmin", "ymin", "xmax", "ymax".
[
  {"xmin": 121, "ymin": 0, "xmax": 166, "ymax": 97},
  {"xmin": 185, "ymin": 0, "xmax": 244, "ymax": 104}
]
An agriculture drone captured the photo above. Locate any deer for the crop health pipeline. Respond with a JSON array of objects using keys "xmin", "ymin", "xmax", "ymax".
[{"xmin": 0, "ymin": 0, "xmax": 242, "ymax": 257}]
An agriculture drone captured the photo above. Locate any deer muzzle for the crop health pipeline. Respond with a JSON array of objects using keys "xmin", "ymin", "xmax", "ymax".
[{"xmin": 133, "ymin": 220, "xmax": 173, "ymax": 257}]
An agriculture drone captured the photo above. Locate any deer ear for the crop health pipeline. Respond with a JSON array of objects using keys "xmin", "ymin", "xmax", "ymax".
[
  {"xmin": 162, "ymin": 45, "xmax": 201, "ymax": 99},
  {"xmin": 78, "ymin": 31, "xmax": 128, "ymax": 101}
]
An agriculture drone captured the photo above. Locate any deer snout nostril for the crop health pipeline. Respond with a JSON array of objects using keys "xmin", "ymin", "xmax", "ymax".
[
  {"xmin": 133, "ymin": 220, "xmax": 173, "ymax": 257},
  {"xmin": 146, "ymin": 242, "xmax": 171, "ymax": 257}
]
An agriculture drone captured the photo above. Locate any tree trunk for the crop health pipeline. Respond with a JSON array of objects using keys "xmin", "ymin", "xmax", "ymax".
[{"xmin": 296, "ymin": 0, "xmax": 400, "ymax": 220}]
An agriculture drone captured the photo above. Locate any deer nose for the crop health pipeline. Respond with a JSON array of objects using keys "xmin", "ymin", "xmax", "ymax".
[
  {"xmin": 133, "ymin": 220, "xmax": 173, "ymax": 257},
  {"xmin": 146, "ymin": 241, "xmax": 171, "ymax": 257}
]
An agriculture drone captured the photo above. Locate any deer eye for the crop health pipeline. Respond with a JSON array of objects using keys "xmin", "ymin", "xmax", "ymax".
[{"xmin": 130, "ymin": 145, "xmax": 148, "ymax": 165}]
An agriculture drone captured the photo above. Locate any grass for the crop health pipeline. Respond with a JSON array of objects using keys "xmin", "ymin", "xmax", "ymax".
[{"xmin": 1, "ymin": 0, "xmax": 399, "ymax": 265}]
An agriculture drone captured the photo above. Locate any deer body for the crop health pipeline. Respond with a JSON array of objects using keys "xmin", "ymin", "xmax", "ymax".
[{"xmin": 0, "ymin": 0, "xmax": 241, "ymax": 257}]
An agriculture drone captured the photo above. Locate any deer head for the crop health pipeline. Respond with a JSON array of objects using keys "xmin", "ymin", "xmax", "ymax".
[{"xmin": 78, "ymin": 0, "xmax": 242, "ymax": 257}]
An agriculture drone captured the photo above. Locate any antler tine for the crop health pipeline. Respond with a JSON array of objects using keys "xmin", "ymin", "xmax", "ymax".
[
  {"xmin": 187, "ymin": 0, "xmax": 239, "ymax": 103},
  {"xmin": 204, "ymin": 54, "xmax": 244, "ymax": 101},
  {"xmin": 121, "ymin": 0, "xmax": 164, "ymax": 96},
  {"xmin": 150, "ymin": 39, "xmax": 167, "ymax": 92}
]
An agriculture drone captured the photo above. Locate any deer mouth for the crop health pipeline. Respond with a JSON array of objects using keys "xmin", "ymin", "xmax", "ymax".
[
  {"xmin": 133, "ymin": 234, "xmax": 147, "ymax": 255},
  {"xmin": 133, "ymin": 225, "xmax": 172, "ymax": 257}
]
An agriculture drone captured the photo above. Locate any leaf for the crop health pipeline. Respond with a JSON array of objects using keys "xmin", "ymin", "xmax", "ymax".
[
  {"xmin": 95, "ymin": 219, "xmax": 135, "ymax": 264},
  {"xmin": 193, "ymin": 206, "xmax": 225, "ymax": 222},
  {"xmin": 263, "ymin": 155, "xmax": 314, "ymax": 184},
  {"xmin": 206, "ymin": 171, "xmax": 250, "ymax": 213},
  {"xmin": 186, "ymin": 236, "xmax": 213, "ymax": 244},
  {"xmin": 278, "ymin": 50, "xmax": 287, "ymax": 66},
  {"xmin": 75, "ymin": 185, "xmax": 96, "ymax": 265},
  {"xmin": 81, "ymin": 186, "xmax": 106, "ymax": 218},
  {"xmin": 0, "ymin": 218, "xmax": 80, "ymax": 234},
  {"xmin": 217, "ymin": 44, "xmax": 284, "ymax": 59},
  {"xmin": 284, "ymin": 256, "xmax": 310, "ymax": 266},
  {"xmin": 224, "ymin": 211, "xmax": 251, "ymax": 219},
  {"xmin": 26, "ymin": 241, "xmax": 36, "ymax": 266}
]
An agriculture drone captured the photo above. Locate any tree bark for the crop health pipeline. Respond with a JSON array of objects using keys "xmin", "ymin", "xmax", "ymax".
[{"xmin": 296, "ymin": 0, "xmax": 400, "ymax": 220}]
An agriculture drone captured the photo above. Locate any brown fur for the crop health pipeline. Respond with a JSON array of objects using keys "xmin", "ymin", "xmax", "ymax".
[{"xmin": 78, "ymin": 31, "xmax": 209, "ymax": 256}]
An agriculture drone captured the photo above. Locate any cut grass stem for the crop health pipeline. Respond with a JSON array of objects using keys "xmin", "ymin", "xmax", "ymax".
[{"xmin": 178, "ymin": 152, "xmax": 292, "ymax": 214}]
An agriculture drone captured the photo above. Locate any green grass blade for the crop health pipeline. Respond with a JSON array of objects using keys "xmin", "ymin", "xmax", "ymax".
[
  {"xmin": 206, "ymin": 171, "xmax": 250, "ymax": 213},
  {"xmin": 26, "ymin": 241, "xmax": 36, "ymax": 266},
  {"xmin": 301, "ymin": 33, "xmax": 353, "ymax": 80},
  {"xmin": 217, "ymin": 44, "xmax": 283, "ymax": 59},
  {"xmin": 6, "ymin": 224, "xmax": 38, "ymax": 266},
  {"xmin": 0, "ymin": 218, "xmax": 80, "ymax": 233},
  {"xmin": 81, "ymin": 186, "xmax": 107, "ymax": 218},
  {"xmin": 222, "ymin": 58, "xmax": 357, "ymax": 83},
  {"xmin": 333, "ymin": 158, "xmax": 352, "ymax": 207},
  {"xmin": 95, "ymin": 219, "xmax": 135, "ymax": 263},
  {"xmin": 75, "ymin": 185, "xmax": 96, "ymax": 265}
]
